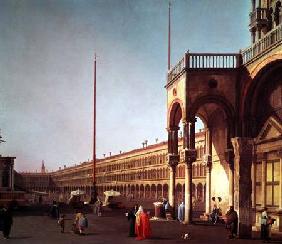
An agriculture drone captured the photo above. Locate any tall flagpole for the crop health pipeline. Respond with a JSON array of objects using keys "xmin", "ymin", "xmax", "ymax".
[
  {"xmin": 92, "ymin": 53, "xmax": 97, "ymax": 202},
  {"xmin": 168, "ymin": 1, "xmax": 171, "ymax": 71}
]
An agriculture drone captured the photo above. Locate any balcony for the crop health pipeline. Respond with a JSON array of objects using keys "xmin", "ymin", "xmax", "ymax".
[
  {"xmin": 167, "ymin": 53, "xmax": 240, "ymax": 84},
  {"xmin": 249, "ymin": 7, "xmax": 268, "ymax": 30},
  {"xmin": 241, "ymin": 23, "xmax": 282, "ymax": 64}
]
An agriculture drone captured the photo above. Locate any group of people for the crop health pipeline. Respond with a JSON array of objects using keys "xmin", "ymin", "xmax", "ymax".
[
  {"xmin": 224, "ymin": 206, "xmax": 276, "ymax": 242},
  {"xmin": 48, "ymin": 200, "xmax": 89, "ymax": 235},
  {"xmin": 56, "ymin": 211, "xmax": 89, "ymax": 235},
  {"xmin": 0, "ymin": 205, "xmax": 13, "ymax": 239},
  {"xmin": 126, "ymin": 204, "xmax": 152, "ymax": 240},
  {"xmin": 72, "ymin": 211, "xmax": 88, "ymax": 235}
]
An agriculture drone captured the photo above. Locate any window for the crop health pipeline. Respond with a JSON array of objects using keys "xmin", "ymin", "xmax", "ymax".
[{"xmin": 266, "ymin": 160, "xmax": 280, "ymax": 207}]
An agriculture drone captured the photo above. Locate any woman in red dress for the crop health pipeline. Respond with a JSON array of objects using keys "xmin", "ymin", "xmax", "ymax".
[{"xmin": 135, "ymin": 206, "xmax": 151, "ymax": 240}]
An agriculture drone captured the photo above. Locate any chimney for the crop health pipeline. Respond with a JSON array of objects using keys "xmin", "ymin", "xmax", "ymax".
[
  {"xmin": 144, "ymin": 140, "xmax": 148, "ymax": 147},
  {"xmin": 64, "ymin": 165, "xmax": 66, "ymax": 169},
  {"xmin": 142, "ymin": 142, "xmax": 145, "ymax": 148},
  {"xmin": 103, "ymin": 154, "xmax": 106, "ymax": 158},
  {"xmin": 119, "ymin": 150, "xmax": 122, "ymax": 154},
  {"xmin": 59, "ymin": 167, "xmax": 61, "ymax": 170},
  {"xmin": 155, "ymin": 138, "xmax": 158, "ymax": 143},
  {"xmin": 109, "ymin": 152, "xmax": 111, "ymax": 156}
]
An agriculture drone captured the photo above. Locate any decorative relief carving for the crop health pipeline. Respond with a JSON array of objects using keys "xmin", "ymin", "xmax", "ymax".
[
  {"xmin": 231, "ymin": 137, "xmax": 254, "ymax": 158},
  {"xmin": 167, "ymin": 154, "xmax": 179, "ymax": 168}
]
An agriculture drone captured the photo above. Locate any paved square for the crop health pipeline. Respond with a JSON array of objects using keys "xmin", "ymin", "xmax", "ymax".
[{"xmin": 2, "ymin": 207, "xmax": 282, "ymax": 244}]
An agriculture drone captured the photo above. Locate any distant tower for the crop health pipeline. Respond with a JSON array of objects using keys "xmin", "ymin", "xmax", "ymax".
[
  {"xmin": 249, "ymin": 0, "xmax": 281, "ymax": 43},
  {"xmin": 41, "ymin": 160, "xmax": 46, "ymax": 173}
]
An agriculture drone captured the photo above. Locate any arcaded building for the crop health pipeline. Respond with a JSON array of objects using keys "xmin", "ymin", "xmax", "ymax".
[
  {"xmin": 166, "ymin": 0, "xmax": 282, "ymax": 237},
  {"xmin": 49, "ymin": 132, "xmax": 206, "ymax": 208}
]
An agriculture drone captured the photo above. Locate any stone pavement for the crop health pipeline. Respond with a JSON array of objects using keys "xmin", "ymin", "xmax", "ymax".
[{"xmin": 2, "ymin": 207, "xmax": 282, "ymax": 244}]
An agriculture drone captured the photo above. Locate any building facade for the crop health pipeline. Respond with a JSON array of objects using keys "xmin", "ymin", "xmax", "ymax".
[
  {"xmin": 166, "ymin": 0, "xmax": 282, "ymax": 237},
  {"xmin": 23, "ymin": 132, "xmax": 206, "ymax": 210}
]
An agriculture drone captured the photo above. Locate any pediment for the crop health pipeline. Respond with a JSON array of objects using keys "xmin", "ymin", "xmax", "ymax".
[{"xmin": 256, "ymin": 117, "xmax": 282, "ymax": 143}]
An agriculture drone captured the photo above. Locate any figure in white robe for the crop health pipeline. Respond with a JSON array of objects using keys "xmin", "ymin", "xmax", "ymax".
[{"xmin": 177, "ymin": 202, "xmax": 185, "ymax": 222}]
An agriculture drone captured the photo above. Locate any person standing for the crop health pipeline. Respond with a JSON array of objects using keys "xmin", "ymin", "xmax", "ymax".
[
  {"xmin": 261, "ymin": 207, "xmax": 269, "ymax": 242},
  {"xmin": 126, "ymin": 204, "xmax": 138, "ymax": 237},
  {"xmin": 78, "ymin": 213, "xmax": 88, "ymax": 235},
  {"xmin": 50, "ymin": 201, "xmax": 60, "ymax": 219},
  {"xmin": 58, "ymin": 214, "xmax": 65, "ymax": 233},
  {"xmin": 135, "ymin": 206, "xmax": 151, "ymax": 240},
  {"xmin": 2, "ymin": 205, "xmax": 13, "ymax": 239},
  {"xmin": 177, "ymin": 202, "xmax": 185, "ymax": 222},
  {"xmin": 225, "ymin": 206, "xmax": 238, "ymax": 239}
]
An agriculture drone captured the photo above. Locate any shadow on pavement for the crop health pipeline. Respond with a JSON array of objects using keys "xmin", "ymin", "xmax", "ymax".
[{"xmin": 9, "ymin": 236, "xmax": 32, "ymax": 240}]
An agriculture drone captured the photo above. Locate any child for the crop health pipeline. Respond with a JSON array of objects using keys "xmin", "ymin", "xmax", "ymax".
[
  {"xmin": 78, "ymin": 213, "xmax": 88, "ymax": 235},
  {"xmin": 58, "ymin": 214, "xmax": 65, "ymax": 233}
]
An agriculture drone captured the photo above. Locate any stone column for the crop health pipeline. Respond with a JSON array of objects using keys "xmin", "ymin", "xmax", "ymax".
[
  {"xmin": 278, "ymin": 152, "xmax": 282, "ymax": 209},
  {"xmin": 168, "ymin": 154, "xmax": 179, "ymax": 218},
  {"xmin": 251, "ymin": 162, "xmax": 256, "ymax": 208},
  {"xmin": 184, "ymin": 149, "xmax": 196, "ymax": 224},
  {"xmin": 252, "ymin": 0, "xmax": 256, "ymax": 11},
  {"xmin": 10, "ymin": 161, "xmax": 14, "ymax": 190},
  {"xmin": 277, "ymin": 151, "xmax": 282, "ymax": 232},
  {"xmin": 204, "ymin": 127, "xmax": 212, "ymax": 214},
  {"xmin": 225, "ymin": 149, "xmax": 235, "ymax": 207},
  {"xmin": 261, "ymin": 156, "xmax": 266, "ymax": 208},
  {"xmin": 204, "ymin": 154, "xmax": 212, "ymax": 214},
  {"xmin": 183, "ymin": 118, "xmax": 197, "ymax": 224},
  {"xmin": 231, "ymin": 137, "xmax": 254, "ymax": 239},
  {"xmin": 0, "ymin": 169, "xmax": 2, "ymax": 188}
]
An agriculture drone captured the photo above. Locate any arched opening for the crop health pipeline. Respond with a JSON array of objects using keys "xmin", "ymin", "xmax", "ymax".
[
  {"xmin": 157, "ymin": 184, "xmax": 162, "ymax": 201},
  {"xmin": 189, "ymin": 95, "xmax": 235, "ymax": 215},
  {"xmin": 151, "ymin": 184, "xmax": 156, "ymax": 199},
  {"xmin": 145, "ymin": 184, "xmax": 150, "ymax": 199},
  {"xmin": 140, "ymin": 184, "xmax": 144, "ymax": 199},
  {"xmin": 163, "ymin": 184, "xmax": 168, "ymax": 199}
]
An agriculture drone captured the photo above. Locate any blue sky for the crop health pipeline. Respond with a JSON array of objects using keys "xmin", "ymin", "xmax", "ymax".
[{"xmin": 0, "ymin": 0, "xmax": 251, "ymax": 171}]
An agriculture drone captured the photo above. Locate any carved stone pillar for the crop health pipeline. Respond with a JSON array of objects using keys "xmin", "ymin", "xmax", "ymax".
[
  {"xmin": 184, "ymin": 149, "xmax": 196, "ymax": 224},
  {"xmin": 261, "ymin": 155, "xmax": 267, "ymax": 208},
  {"xmin": 183, "ymin": 117, "xmax": 196, "ymax": 224},
  {"xmin": 278, "ymin": 151, "xmax": 282, "ymax": 209},
  {"xmin": 0, "ymin": 168, "xmax": 2, "ymax": 188},
  {"xmin": 204, "ymin": 154, "xmax": 212, "ymax": 214},
  {"xmin": 168, "ymin": 154, "xmax": 179, "ymax": 218},
  {"xmin": 276, "ymin": 150, "xmax": 282, "ymax": 232},
  {"xmin": 231, "ymin": 137, "xmax": 254, "ymax": 239},
  {"xmin": 225, "ymin": 149, "xmax": 235, "ymax": 207},
  {"xmin": 252, "ymin": 0, "xmax": 255, "ymax": 11},
  {"xmin": 168, "ymin": 126, "xmax": 179, "ymax": 155},
  {"xmin": 251, "ymin": 161, "xmax": 256, "ymax": 209}
]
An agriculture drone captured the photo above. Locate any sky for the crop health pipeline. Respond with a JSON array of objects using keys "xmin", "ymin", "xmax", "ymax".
[{"xmin": 0, "ymin": 0, "xmax": 251, "ymax": 172}]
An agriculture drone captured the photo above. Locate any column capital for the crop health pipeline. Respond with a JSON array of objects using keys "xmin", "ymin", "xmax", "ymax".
[
  {"xmin": 203, "ymin": 154, "xmax": 212, "ymax": 168},
  {"xmin": 184, "ymin": 149, "xmax": 197, "ymax": 164},
  {"xmin": 166, "ymin": 126, "xmax": 179, "ymax": 132},
  {"xmin": 188, "ymin": 117, "xmax": 197, "ymax": 123},
  {"xmin": 231, "ymin": 137, "xmax": 254, "ymax": 158},
  {"xmin": 167, "ymin": 154, "xmax": 179, "ymax": 168}
]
